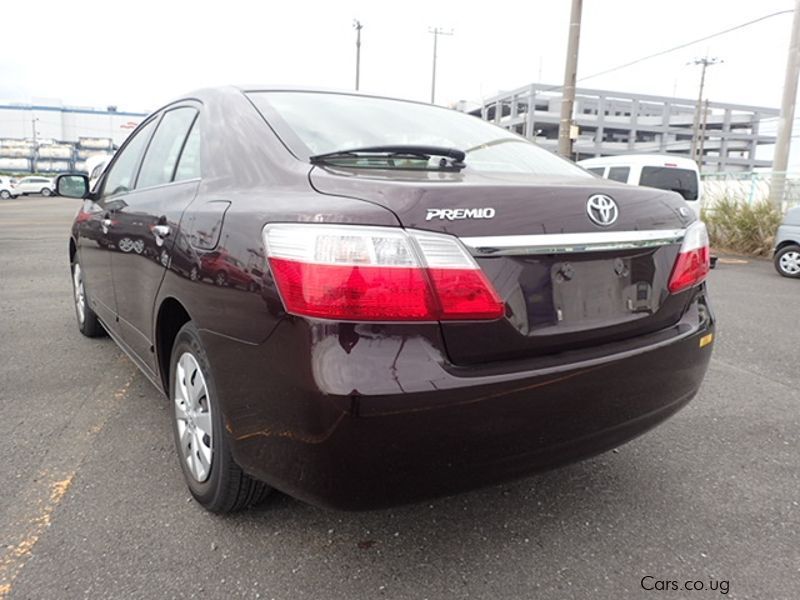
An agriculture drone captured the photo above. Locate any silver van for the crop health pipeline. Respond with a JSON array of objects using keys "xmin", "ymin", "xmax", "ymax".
[{"xmin": 774, "ymin": 207, "xmax": 800, "ymax": 278}]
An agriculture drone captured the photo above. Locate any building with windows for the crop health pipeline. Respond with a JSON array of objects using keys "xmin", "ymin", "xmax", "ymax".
[
  {"xmin": 0, "ymin": 102, "xmax": 147, "ymax": 173},
  {"xmin": 469, "ymin": 84, "xmax": 779, "ymax": 172}
]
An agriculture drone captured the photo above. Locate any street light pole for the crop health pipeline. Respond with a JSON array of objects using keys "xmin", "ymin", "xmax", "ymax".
[
  {"xmin": 688, "ymin": 57, "xmax": 722, "ymax": 164},
  {"xmin": 353, "ymin": 19, "xmax": 363, "ymax": 91},
  {"xmin": 770, "ymin": 0, "xmax": 800, "ymax": 209},
  {"xmin": 428, "ymin": 27, "xmax": 453, "ymax": 104},
  {"xmin": 557, "ymin": 0, "xmax": 583, "ymax": 157}
]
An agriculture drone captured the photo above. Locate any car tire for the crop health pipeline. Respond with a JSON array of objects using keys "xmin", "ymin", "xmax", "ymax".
[
  {"xmin": 189, "ymin": 266, "xmax": 199, "ymax": 281},
  {"xmin": 214, "ymin": 271, "xmax": 227, "ymax": 287},
  {"xmin": 0, "ymin": 190, "xmax": 10, "ymax": 200},
  {"xmin": 71, "ymin": 258, "xmax": 106, "ymax": 337},
  {"xmin": 170, "ymin": 322, "xmax": 272, "ymax": 512},
  {"xmin": 41, "ymin": 188, "xmax": 52, "ymax": 197},
  {"xmin": 118, "ymin": 237, "xmax": 133, "ymax": 253},
  {"xmin": 774, "ymin": 244, "xmax": 800, "ymax": 278}
]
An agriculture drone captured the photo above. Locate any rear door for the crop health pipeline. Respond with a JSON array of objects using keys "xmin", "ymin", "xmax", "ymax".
[{"xmin": 110, "ymin": 105, "xmax": 201, "ymax": 371}]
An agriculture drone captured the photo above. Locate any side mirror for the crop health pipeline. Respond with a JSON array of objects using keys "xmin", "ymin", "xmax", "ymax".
[{"xmin": 55, "ymin": 173, "xmax": 90, "ymax": 199}]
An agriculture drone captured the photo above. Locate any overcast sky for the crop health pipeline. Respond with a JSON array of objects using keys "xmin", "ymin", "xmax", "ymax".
[
  {"xmin": 2, "ymin": 0, "xmax": 798, "ymax": 159},
  {"xmin": 1, "ymin": 0, "xmax": 794, "ymax": 108}
]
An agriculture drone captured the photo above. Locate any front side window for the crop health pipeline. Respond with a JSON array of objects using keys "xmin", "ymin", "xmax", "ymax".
[
  {"xmin": 607, "ymin": 166, "xmax": 630, "ymax": 183},
  {"xmin": 586, "ymin": 167, "xmax": 605, "ymax": 176},
  {"xmin": 639, "ymin": 166, "xmax": 699, "ymax": 201},
  {"xmin": 247, "ymin": 91, "xmax": 589, "ymax": 177},
  {"xmin": 137, "ymin": 107, "xmax": 198, "ymax": 189},
  {"xmin": 103, "ymin": 119, "xmax": 157, "ymax": 199}
]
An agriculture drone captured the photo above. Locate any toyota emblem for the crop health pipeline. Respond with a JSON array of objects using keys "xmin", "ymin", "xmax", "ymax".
[{"xmin": 586, "ymin": 194, "xmax": 619, "ymax": 227}]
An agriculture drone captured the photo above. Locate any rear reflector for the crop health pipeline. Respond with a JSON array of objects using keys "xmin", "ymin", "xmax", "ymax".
[
  {"xmin": 264, "ymin": 224, "xmax": 504, "ymax": 321},
  {"xmin": 668, "ymin": 221, "xmax": 710, "ymax": 293}
]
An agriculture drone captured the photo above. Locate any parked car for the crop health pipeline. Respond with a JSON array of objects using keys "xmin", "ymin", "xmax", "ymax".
[
  {"xmin": 773, "ymin": 206, "xmax": 800, "ymax": 278},
  {"xmin": 578, "ymin": 154, "xmax": 703, "ymax": 219},
  {"xmin": 0, "ymin": 176, "xmax": 19, "ymax": 199},
  {"xmin": 199, "ymin": 248, "xmax": 255, "ymax": 288},
  {"xmin": 57, "ymin": 86, "xmax": 714, "ymax": 513},
  {"xmin": 15, "ymin": 175, "xmax": 55, "ymax": 196}
]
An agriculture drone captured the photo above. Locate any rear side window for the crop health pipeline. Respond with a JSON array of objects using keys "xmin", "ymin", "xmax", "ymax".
[
  {"xmin": 639, "ymin": 166, "xmax": 699, "ymax": 201},
  {"xmin": 137, "ymin": 107, "xmax": 198, "ymax": 189},
  {"xmin": 103, "ymin": 119, "xmax": 157, "ymax": 198},
  {"xmin": 174, "ymin": 119, "xmax": 201, "ymax": 181},
  {"xmin": 607, "ymin": 166, "xmax": 630, "ymax": 183}
]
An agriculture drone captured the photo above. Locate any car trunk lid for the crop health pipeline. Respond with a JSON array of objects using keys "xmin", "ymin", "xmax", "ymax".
[{"xmin": 310, "ymin": 168, "xmax": 697, "ymax": 364}]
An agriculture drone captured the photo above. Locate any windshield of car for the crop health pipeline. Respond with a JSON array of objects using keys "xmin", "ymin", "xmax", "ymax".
[
  {"xmin": 247, "ymin": 91, "xmax": 589, "ymax": 177},
  {"xmin": 639, "ymin": 166, "xmax": 699, "ymax": 201}
]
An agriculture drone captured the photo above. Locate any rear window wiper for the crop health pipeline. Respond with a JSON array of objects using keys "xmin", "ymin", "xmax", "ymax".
[{"xmin": 309, "ymin": 145, "xmax": 466, "ymax": 171}]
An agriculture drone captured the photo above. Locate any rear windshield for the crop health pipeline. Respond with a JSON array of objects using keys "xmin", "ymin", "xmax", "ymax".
[
  {"xmin": 639, "ymin": 166, "xmax": 698, "ymax": 201},
  {"xmin": 247, "ymin": 91, "xmax": 589, "ymax": 177}
]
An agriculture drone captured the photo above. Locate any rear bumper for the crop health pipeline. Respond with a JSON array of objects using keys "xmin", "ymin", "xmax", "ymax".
[{"xmin": 202, "ymin": 290, "xmax": 714, "ymax": 510}]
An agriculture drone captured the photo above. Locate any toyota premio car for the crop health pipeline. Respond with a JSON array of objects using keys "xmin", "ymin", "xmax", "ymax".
[{"xmin": 56, "ymin": 87, "xmax": 714, "ymax": 512}]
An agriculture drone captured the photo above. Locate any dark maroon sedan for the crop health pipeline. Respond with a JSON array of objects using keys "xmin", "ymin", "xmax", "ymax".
[{"xmin": 56, "ymin": 87, "xmax": 714, "ymax": 512}]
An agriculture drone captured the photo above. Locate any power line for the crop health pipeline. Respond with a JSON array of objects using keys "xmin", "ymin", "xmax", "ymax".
[
  {"xmin": 577, "ymin": 9, "xmax": 793, "ymax": 85},
  {"xmin": 527, "ymin": 9, "xmax": 795, "ymax": 98}
]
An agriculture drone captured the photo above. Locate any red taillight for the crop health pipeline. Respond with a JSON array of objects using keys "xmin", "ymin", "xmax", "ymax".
[
  {"xmin": 267, "ymin": 259, "xmax": 435, "ymax": 320},
  {"xmin": 264, "ymin": 224, "xmax": 504, "ymax": 322},
  {"xmin": 668, "ymin": 221, "xmax": 710, "ymax": 293},
  {"xmin": 427, "ymin": 268, "xmax": 505, "ymax": 319}
]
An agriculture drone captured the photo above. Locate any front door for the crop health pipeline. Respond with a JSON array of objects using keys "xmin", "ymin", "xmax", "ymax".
[
  {"xmin": 80, "ymin": 116, "xmax": 159, "ymax": 331},
  {"xmin": 110, "ymin": 106, "xmax": 201, "ymax": 373},
  {"xmin": 75, "ymin": 197, "xmax": 116, "ymax": 327}
]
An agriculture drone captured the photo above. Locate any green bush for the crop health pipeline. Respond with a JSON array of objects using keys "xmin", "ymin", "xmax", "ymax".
[{"xmin": 702, "ymin": 197, "xmax": 782, "ymax": 257}]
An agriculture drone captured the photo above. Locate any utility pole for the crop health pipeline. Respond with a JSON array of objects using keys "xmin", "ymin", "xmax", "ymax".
[
  {"xmin": 697, "ymin": 98, "xmax": 710, "ymax": 163},
  {"xmin": 32, "ymin": 117, "xmax": 38, "ymax": 145},
  {"xmin": 688, "ymin": 57, "xmax": 722, "ymax": 164},
  {"xmin": 557, "ymin": 0, "xmax": 583, "ymax": 157},
  {"xmin": 353, "ymin": 19, "xmax": 363, "ymax": 91},
  {"xmin": 428, "ymin": 27, "xmax": 453, "ymax": 104},
  {"xmin": 770, "ymin": 0, "xmax": 800, "ymax": 209}
]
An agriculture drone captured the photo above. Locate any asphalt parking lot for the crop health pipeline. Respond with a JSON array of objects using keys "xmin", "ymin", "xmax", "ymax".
[{"xmin": 1, "ymin": 195, "xmax": 798, "ymax": 600}]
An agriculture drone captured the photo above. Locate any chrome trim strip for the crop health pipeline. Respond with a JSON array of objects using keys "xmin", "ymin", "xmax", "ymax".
[{"xmin": 461, "ymin": 229, "xmax": 686, "ymax": 256}]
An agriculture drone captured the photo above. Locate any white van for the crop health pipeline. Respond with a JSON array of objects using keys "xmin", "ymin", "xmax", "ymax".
[
  {"xmin": 84, "ymin": 154, "xmax": 112, "ymax": 192},
  {"xmin": 578, "ymin": 154, "xmax": 702, "ymax": 218}
]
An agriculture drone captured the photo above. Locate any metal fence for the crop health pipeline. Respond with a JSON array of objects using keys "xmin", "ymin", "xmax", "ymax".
[{"xmin": 702, "ymin": 171, "xmax": 800, "ymax": 212}]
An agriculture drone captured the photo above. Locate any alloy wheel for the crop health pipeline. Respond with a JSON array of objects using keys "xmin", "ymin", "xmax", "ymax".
[{"xmin": 174, "ymin": 352, "xmax": 214, "ymax": 482}]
